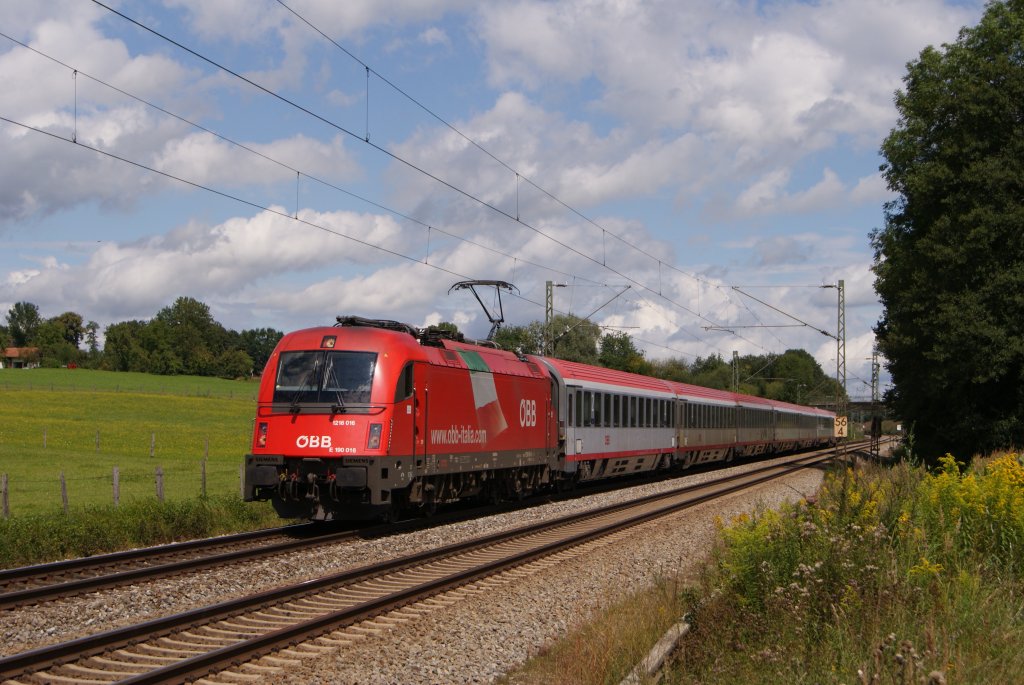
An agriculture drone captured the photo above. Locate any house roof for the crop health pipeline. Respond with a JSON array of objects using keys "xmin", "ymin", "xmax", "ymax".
[{"xmin": 3, "ymin": 347, "xmax": 39, "ymax": 359}]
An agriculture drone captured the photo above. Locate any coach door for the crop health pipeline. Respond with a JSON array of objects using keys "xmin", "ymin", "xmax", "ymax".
[
  {"xmin": 565, "ymin": 385, "xmax": 581, "ymax": 457},
  {"xmin": 677, "ymin": 399, "xmax": 687, "ymax": 449},
  {"xmin": 391, "ymin": 361, "xmax": 415, "ymax": 460},
  {"xmin": 391, "ymin": 362, "xmax": 431, "ymax": 474}
]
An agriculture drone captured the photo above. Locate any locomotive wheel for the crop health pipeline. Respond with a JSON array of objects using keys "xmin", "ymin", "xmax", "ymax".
[{"xmin": 421, "ymin": 489, "xmax": 437, "ymax": 517}]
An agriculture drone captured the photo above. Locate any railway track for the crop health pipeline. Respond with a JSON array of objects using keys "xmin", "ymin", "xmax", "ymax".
[
  {"xmin": 0, "ymin": 473, "xmax": 685, "ymax": 609},
  {"xmin": 1, "ymin": 441, "xmax": 861, "ymax": 610},
  {"xmin": 0, "ymin": 523, "xmax": 349, "ymax": 609},
  {"xmin": 0, "ymin": 446, "xmax": 844, "ymax": 685}
]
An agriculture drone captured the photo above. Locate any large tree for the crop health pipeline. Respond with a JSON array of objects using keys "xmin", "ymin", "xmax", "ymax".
[
  {"xmin": 50, "ymin": 312, "xmax": 85, "ymax": 347},
  {"xmin": 543, "ymin": 314, "xmax": 601, "ymax": 364},
  {"xmin": 238, "ymin": 327, "xmax": 284, "ymax": 374},
  {"xmin": 154, "ymin": 296, "xmax": 229, "ymax": 375},
  {"xmin": 6, "ymin": 301, "xmax": 41, "ymax": 347},
  {"xmin": 871, "ymin": 0, "xmax": 1024, "ymax": 460},
  {"xmin": 599, "ymin": 331, "xmax": 653, "ymax": 375}
]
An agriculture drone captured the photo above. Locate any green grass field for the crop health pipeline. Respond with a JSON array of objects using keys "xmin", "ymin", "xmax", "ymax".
[{"xmin": 0, "ymin": 368, "xmax": 258, "ymax": 516}]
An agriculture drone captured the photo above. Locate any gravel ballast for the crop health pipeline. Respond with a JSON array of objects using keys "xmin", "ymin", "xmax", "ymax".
[{"xmin": 2, "ymin": 457, "xmax": 827, "ymax": 683}]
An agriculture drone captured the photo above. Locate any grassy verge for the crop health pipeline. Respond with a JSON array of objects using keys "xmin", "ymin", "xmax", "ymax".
[
  {"xmin": 500, "ymin": 579, "xmax": 688, "ymax": 684},
  {"xmin": 0, "ymin": 495, "xmax": 283, "ymax": 568},
  {"xmin": 0, "ymin": 370, "xmax": 254, "ymax": 512},
  {"xmin": 504, "ymin": 454, "xmax": 1024, "ymax": 685},
  {"xmin": 0, "ymin": 368, "xmax": 284, "ymax": 567}
]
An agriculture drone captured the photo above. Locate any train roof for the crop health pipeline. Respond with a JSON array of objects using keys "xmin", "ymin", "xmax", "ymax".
[
  {"xmin": 278, "ymin": 318, "xmax": 833, "ymax": 417},
  {"xmin": 539, "ymin": 355, "xmax": 828, "ymax": 415},
  {"xmin": 539, "ymin": 357, "xmax": 676, "ymax": 394},
  {"xmin": 766, "ymin": 397, "xmax": 836, "ymax": 417}
]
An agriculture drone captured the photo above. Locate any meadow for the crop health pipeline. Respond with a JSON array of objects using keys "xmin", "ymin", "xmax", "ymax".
[
  {"xmin": 0, "ymin": 368, "xmax": 257, "ymax": 514},
  {"xmin": 0, "ymin": 368, "xmax": 286, "ymax": 566}
]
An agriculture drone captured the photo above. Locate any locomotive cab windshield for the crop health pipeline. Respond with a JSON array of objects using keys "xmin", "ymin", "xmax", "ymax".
[{"xmin": 274, "ymin": 350, "xmax": 377, "ymax": 407}]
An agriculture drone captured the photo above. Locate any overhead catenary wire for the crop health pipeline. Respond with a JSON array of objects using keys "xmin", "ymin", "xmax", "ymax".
[
  {"xmin": 85, "ymin": 0, "xmax": 770, "ymax": 355},
  {"xmin": 0, "ymin": 111, "xmax": 622, "ymax": 329},
  {"xmin": 273, "ymin": 0, "xmax": 718, "ymax": 293},
  {"xmin": 0, "ymin": 32, "xmax": 604, "ymax": 295},
  {"xmin": 6, "ymin": 6, "xmax": 839, "ymax": 363}
]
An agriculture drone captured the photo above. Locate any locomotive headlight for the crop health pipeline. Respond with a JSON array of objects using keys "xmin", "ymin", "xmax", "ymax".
[
  {"xmin": 366, "ymin": 423, "xmax": 383, "ymax": 450},
  {"xmin": 257, "ymin": 422, "xmax": 268, "ymax": 448}
]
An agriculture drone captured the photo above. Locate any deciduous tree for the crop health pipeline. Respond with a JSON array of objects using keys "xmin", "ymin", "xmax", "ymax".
[
  {"xmin": 6, "ymin": 301, "xmax": 41, "ymax": 347},
  {"xmin": 871, "ymin": 0, "xmax": 1024, "ymax": 460},
  {"xmin": 238, "ymin": 327, "xmax": 283, "ymax": 374},
  {"xmin": 599, "ymin": 331, "xmax": 653, "ymax": 375}
]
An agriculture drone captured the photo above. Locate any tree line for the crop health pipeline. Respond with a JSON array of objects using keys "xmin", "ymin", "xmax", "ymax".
[
  {"xmin": 2, "ymin": 298, "xmax": 841, "ymax": 404},
  {"xmin": 1, "ymin": 297, "xmax": 282, "ymax": 379}
]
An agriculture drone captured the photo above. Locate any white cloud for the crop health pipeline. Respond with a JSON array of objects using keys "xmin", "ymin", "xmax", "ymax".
[
  {"xmin": 0, "ymin": 207, "xmax": 418, "ymax": 324},
  {"xmin": 735, "ymin": 168, "xmax": 847, "ymax": 218},
  {"xmin": 154, "ymin": 133, "xmax": 358, "ymax": 188},
  {"xmin": 851, "ymin": 173, "xmax": 891, "ymax": 205},
  {"xmin": 418, "ymin": 27, "xmax": 451, "ymax": 49},
  {"xmin": 0, "ymin": 0, "xmax": 978, "ymax": 363}
]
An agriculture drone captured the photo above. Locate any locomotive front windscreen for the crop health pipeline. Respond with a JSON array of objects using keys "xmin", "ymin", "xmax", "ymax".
[{"xmin": 274, "ymin": 350, "xmax": 377, "ymax": 404}]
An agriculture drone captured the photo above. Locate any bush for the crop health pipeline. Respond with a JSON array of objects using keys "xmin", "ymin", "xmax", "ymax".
[
  {"xmin": 0, "ymin": 495, "xmax": 282, "ymax": 568},
  {"xmin": 670, "ymin": 455, "xmax": 1024, "ymax": 684}
]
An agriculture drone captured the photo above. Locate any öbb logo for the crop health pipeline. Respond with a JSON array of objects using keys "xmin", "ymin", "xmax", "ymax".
[
  {"xmin": 296, "ymin": 435, "xmax": 332, "ymax": 449},
  {"xmin": 519, "ymin": 399, "xmax": 537, "ymax": 427}
]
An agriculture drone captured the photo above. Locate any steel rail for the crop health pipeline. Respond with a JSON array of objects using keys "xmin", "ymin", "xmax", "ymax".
[
  {"xmin": 0, "ymin": 446, "xmax": 846, "ymax": 683},
  {"xmin": 126, "ymin": 451, "xmax": 841, "ymax": 684},
  {"xmin": 0, "ymin": 523, "xmax": 315, "ymax": 583},
  {"xmin": 0, "ymin": 526, "xmax": 361, "ymax": 609},
  {"xmin": 0, "ymin": 440, "xmax": 876, "ymax": 609}
]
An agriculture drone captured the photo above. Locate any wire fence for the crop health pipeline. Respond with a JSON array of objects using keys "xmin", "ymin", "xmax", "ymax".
[{"xmin": 1, "ymin": 461, "xmax": 247, "ymax": 518}]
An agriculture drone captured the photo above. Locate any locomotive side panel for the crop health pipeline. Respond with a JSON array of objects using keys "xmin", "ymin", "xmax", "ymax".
[{"xmin": 417, "ymin": 362, "xmax": 554, "ymax": 473}]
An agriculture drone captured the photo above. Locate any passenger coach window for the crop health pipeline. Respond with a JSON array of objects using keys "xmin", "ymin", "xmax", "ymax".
[
  {"xmin": 594, "ymin": 392, "xmax": 603, "ymax": 426},
  {"xmin": 613, "ymin": 395, "xmax": 621, "ymax": 427},
  {"xmin": 630, "ymin": 397, "xmax": 637, "ymax": 427},
  {"xmin": 604, "ymin": 394, "xmax": 612, "ymax": 428}
]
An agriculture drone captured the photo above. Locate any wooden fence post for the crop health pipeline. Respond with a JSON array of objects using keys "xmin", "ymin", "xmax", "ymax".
[
  {"xmin": 96, "ymin": 429, "xmax": 100, "ymax": 452},
  {"xmin": 60, "ymin": 471, "xmax": 68, "ymax": 513},
  {"xmin": 239, "ymin": 463, "xmax": 245, "ymax": 499},
  {"xmin": 113, "ymin": 466, "xmax": 120, "ymax": 507},
  {"xmin": 156, "ymin": 466, "xmax": 164, "ymax": 502},
  {"xmin": 201, "ymin": 459, "xmax": 207, "ymax": 498},
  {"xmin": 2, "ymin": 473, "xmax": 9, "ymax": 518},
  {"xmin": 43, "ymin": 429, "xmax": 47, "ymax": 449},
  {"xmin": 150, "ymin": 433, "xmax": 155, "ymax": 458}
]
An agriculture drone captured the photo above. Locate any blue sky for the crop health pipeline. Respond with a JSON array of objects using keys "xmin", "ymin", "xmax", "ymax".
[{"xmin": 0, "ymin": 0, "xmax": 985, "ymax": 399}]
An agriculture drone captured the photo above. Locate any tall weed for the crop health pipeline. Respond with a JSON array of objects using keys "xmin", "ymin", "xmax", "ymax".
[
  {"xmin": 0, "ymin": 495, "xmax": 281, "ymax": 568},
  {"xmin": 669, "ymin": 455, "xmax": 1024, "ymax": 684}
]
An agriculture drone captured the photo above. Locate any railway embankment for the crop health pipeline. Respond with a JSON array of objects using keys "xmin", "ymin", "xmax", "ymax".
[{"xmin": 506, "ymin": 453, "xmax": 1024, "ymax": 685}]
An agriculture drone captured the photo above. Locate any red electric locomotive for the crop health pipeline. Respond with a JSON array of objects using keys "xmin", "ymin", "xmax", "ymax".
[{"xmin": 243, "ymin": 316, "xmax": 835, "ymax": 521}]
